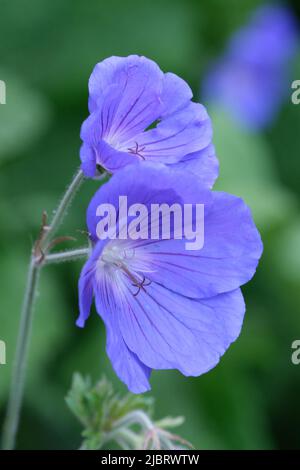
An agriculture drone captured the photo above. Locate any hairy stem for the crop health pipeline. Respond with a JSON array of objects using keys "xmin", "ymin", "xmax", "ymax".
[
  {"xmin": 44, "ymin": 247, "xmax": 90, "ymax": 265},
  {"xmin": 42, "ymin": 169, "xmax": 84, "ymax": 248},
  {"xmin": 1, "ymin": 168, "xmax": 85, "ymax": 450},
  {"xmin": 2, "ymin": 260, "xmax": 40, "ymax": 450}
]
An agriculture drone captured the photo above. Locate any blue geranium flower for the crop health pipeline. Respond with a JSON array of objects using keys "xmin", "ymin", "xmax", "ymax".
[
  {"xmin": 76, "ymin": 163, "xmax": 262, "ymax": 393},
  {"xmin": 203, "ymin": 5, "xmax": 298, "ymax": 130},
  {"xmin": 80, "ymin": 55, "xmax": 218, "ymax": 188}
]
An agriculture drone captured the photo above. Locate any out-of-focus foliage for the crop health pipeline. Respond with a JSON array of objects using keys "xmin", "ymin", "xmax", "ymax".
[
  {"xmin": 210, "ymin": 106, "xmax": 297, "ymax": 229},
  {"xmin": 0, "ymin": 71, "xmax": 51, "ymax": 165},
  {"xmin": 0, "ymin": 0, "xmax": 300, "ymax": 450},
  {"xmin": 66, "ymin": 374, "xmax": 153, "ymax": 449}
]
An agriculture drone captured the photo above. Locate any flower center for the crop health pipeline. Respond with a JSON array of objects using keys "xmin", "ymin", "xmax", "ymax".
[
  {"xmin": 127, "ymin": 141, "xmax": 146, "ymax": 160},
  {"xmin": 98, "ymin": 241, "xmax": 152, "ymax": 296}
]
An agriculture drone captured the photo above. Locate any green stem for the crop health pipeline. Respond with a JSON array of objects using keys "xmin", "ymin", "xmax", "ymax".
[
  {"xmin": 1, "ymin": 168, "xmax": 85, "ymax": 450},
  {"xmin": 44, "ymin": 247, "xmax": 90, "ymax": 265},
  {"xmin": 1, "ymin": 259, "xmax": 40, "ymax": 450},
  {"xmin": 42, "ymin": 169, "xmax": 84, "ymax": 248}
]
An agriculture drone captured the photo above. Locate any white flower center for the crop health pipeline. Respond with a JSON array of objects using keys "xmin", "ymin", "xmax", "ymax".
[{"xmin": 96, "ymin": 241, "xmax": 154, "ymax": 296}]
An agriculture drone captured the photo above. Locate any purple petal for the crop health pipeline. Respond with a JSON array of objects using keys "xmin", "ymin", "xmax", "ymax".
[
  {"xmin": 202, "ymin": 5, "xmax": 298, "ymax": 130},
  {"xmin": 94, "ymin": 264, "xmax": 245, "ymax": 377},
  {"xmin": 86, "ymin": 162, "xmax": 212, "ymax": 242},
  {"xmin": 81, "ymin": 55, "xmax": 217, "ymax": 175},
  {"xmin": 204, "ymin": 60, "xmax": 286, "ymax": 130},
  {"xmin": 120, "ymin": 285, "xmax": 245, "ymax": 375},
  {"xmin": 88, "ymin": 56, "xmax": 126, "ymax": 112},
  {"xmin": 229, "ymin": 5, "xmax": 298, "ymax": 67},
  {"xmin": 160, "ymin": 72, "xmax": 193, "ymax": 118},
  {"xmin": 94, "ymin": 275, "xmax": 151, "ymax": 393},
  {"xmin": 122, "ymin": 102, "xmax": 212, "ymax": 163},
  {"xmin": 88, "ymin": 55, "xmax": 163, "ymax": 143},
  {"xmin": 80, "ymin": 143, "xmax": 97, "ymax": 178},
  {"xmin": 76, "ymin": 256, "xmax": 94, "ymax": 328},
  {"xmin": 136, "ymin": 191, "xmax": 263, "ymax": 298},
  {"xmin": 169, "ymin": 144, "xmax": 219, "ymax": 189},
  {"xmin": 93, "ymin": 140, "xmax": 140, "ymax": 173},
  {"xmin": 77, "ymin": 160, "xmax": 263, "ymax": 392}
]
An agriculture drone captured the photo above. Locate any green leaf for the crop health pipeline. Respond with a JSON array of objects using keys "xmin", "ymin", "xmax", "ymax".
[{"xmin": 66, "ymin": 373, "xmax": 154, "ymax": 450}]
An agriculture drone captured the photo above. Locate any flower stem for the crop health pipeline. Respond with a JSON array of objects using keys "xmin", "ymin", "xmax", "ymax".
[
  {"xmin": 44, "ymin": 247, "xmax": 90, "ymax": 265},
  {"xmin": 1, "ymin": 168, "xmax": 84, "ymax": 450},
  {"xmin": 2, "ymin": 259, "xmax": 40, "ymax": 450},
  {"xmin": 42, "ymin": 169, "xmax": 84, "ymax": 248}
]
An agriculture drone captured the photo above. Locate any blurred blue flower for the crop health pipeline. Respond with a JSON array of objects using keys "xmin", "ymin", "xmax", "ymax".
[
  {"xmin": 80, "ymin": 55, "xmax": 218, "ymax": 187},
  {"xmin": 76, "ymin": 163, "xmax": 263, "ymax": 393},
  {"xmin": 203, "ymin": 5, "xmax": 298, "ymax": 130}
]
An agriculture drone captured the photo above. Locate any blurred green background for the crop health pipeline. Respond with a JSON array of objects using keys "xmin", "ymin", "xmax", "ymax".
[{"xmin": 1, "ymin": 0, "xmax": 300, "ymax": 450}]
